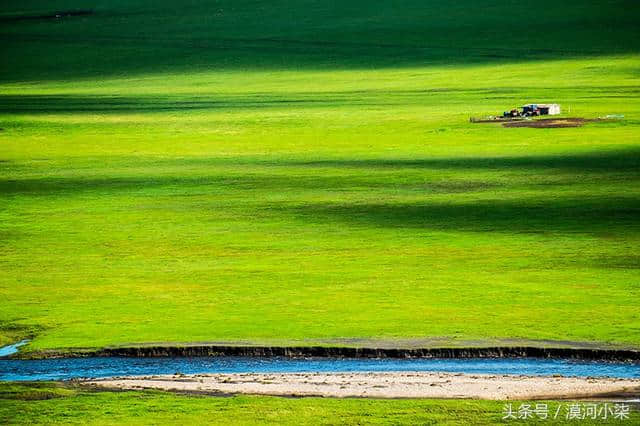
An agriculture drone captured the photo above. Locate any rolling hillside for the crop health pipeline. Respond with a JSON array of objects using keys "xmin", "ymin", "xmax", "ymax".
[{"xmin": 1, "ymin": 0, "xmax": 639, "ymax": 351}]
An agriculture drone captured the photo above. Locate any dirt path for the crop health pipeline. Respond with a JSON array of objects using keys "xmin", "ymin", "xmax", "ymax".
[
  {"xmin": 84, "ymin": 372, "xmax": 640, "ymax": 400},
  {"xmin": 502, "ymin": 118, "xmax": 595, "ymax": 128}
]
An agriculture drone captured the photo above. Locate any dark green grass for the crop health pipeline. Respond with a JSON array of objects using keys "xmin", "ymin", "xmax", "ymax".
[{"xmin": 1, "ymin": 0, "xmax": 639, "ymax": 81}]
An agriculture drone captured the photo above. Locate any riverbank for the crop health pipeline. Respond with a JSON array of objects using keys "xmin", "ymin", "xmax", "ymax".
[
  {"xmin": 84, "ymin": 372, "xmax": 640, "ymax": 400},
  {"xmin": 15, "ymin": 343, "xmax": 640, "ymax": 362},
  {"xmin": 12, "ymin": 382, "xmax": 624, "ymax": 426}
]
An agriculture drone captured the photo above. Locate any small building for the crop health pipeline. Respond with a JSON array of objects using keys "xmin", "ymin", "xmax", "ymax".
[{"xmin": 522, "ymin": 103, "xmax": 561, "ymax": 116}]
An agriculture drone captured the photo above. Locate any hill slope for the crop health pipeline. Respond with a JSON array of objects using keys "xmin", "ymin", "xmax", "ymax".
[{"xmin": 0, "ymin": 1, "xmax": 639, "ymax": 351}]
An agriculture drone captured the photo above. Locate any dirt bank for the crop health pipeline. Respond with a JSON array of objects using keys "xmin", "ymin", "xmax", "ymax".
[
  {"xmin": 84, "ymin": 372, "xmax": 640, "ymax": 400},
  {"xmin": 502, "ymin": 118, "xmax": 596, "ymax": 128},
  {"xmin": 26, "ymin": 345, "xmax": 640, "ymax": 362},
  {"xmin": 471, "ymin": 117, "xmax": 600, "ymax": 128}
]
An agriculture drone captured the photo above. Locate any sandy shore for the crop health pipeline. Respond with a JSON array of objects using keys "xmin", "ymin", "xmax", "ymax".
[{"xmin": 84, "ymin": 372, "xmax": 640, "ymax": 400}]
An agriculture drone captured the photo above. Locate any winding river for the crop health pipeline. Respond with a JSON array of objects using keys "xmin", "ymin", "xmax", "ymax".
[{"xmin": 1, "ymin": 355, "xmax": 639, "ymax": 381}]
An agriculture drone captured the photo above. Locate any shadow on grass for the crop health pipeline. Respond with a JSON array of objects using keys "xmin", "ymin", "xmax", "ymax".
[
  {"xmin": 0, "ymin": 174, "xmax": 503, "ymax": 196},
  {"xmin": 1, "ymin": 89, "xmax": 639, "ymax": 114},
  {"xmin": 1, "ymin": 148, "xmax": 639, "ymax": 194},
  {"xmin": 278, "ymin": 148, "xmax": 640, "ymax": 173},
  {"xmin": 0, "ymin": 94, "xmax": 336, "ymax": 113},
  {"xmin": 0, "ymin": 0, "xmax": 638, "ymax": 81},
  {"xmin": 0, "ymin": 90, "xmax": 464, "ymax": 113},
  {"xmin": 2, "ymin": 176, "xmax": 638, "ymax": 235},
  {"xmin": 282, "ymin": 197, "xmax": 640, "ymax": 235},
  {"xmin": 2, "ymin": 149, "xmax": 639, "ymax": 235}
]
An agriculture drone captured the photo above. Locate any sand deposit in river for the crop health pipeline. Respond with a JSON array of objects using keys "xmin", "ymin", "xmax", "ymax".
[{"xmin": 84, "ymin": 372, "xmax": 640, "ymax": 400}]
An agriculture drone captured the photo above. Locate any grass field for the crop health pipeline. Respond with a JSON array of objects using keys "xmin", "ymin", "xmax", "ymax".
[
  {"xmin": 2, "ymin": 382, "xmax": 638, "ymax": 425},
  {"xmin": 1, "ymin": 0, "xmax": 639, "ymax": 351}
]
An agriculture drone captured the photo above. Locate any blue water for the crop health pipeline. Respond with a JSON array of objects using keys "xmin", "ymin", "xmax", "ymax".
[
  {"xmin": 1, "ymin": 356, "xmax": 638, "ymax": 381},
  {"xmin": 0, "ymin": 340, "xmax": 28, "ymax": 357}
]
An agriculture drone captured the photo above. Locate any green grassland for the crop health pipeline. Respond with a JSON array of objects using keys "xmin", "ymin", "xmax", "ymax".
[
  {"xmin": 2, "ymin": 382, "xmax": 638, "ymax": 425},
  {"xmin": 1, "ymin": 0, "xmax": 640, "ymax": 351}
]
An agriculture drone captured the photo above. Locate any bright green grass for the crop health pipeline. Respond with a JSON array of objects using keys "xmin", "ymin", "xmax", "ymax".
[
  {"xmin": 0, "ymin": 1, "xmax": 639, "ymax": 351},
  {"xmin": 1, "ymin": 383, "xmax": 637, "ymax": 425}
]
